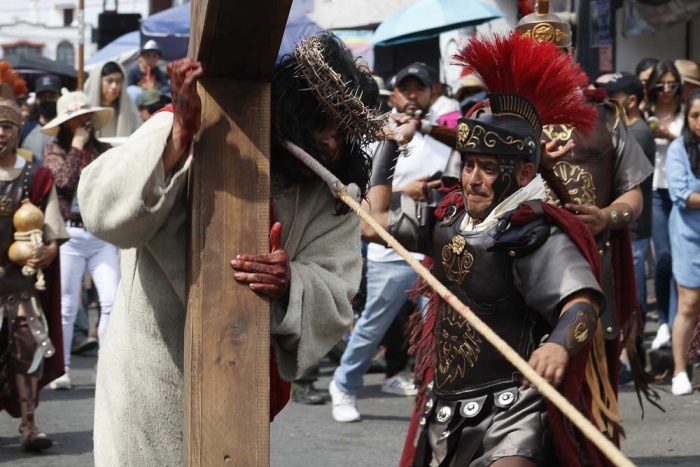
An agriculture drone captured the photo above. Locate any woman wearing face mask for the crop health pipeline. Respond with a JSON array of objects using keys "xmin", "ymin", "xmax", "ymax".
[
  {"xmin": 666, "ymin": 88, "xmax": 700, "ymax": 395},
  {"xmin": 84, "ymin": 61, "xmax": 141, "ymax": 138},
  {"xmin": 40, "ymin": 90, "xmax": 121, "ymax": 390},
  {"xmin": 645, "ymin": 60, "xmax": 685, "ymax": 351}
]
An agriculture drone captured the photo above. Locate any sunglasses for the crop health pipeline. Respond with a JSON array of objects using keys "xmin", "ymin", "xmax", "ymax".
[{"xmin": 654, "ymin": 82, "xmax": 679, "ymax": 93}]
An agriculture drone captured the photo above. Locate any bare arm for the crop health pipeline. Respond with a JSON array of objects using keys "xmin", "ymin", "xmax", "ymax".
[
  {"xmin": 687, "ymin": 192, "xmax": 700, "ymax": 209},
  {"xmin": 360, "ymin": 184, "xmax": 392, "ymax": 243}
]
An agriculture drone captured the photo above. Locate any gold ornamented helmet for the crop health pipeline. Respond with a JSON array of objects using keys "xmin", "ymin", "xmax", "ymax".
[{"xmin": 515, "ymin": 0, "xmax": 572, "ymax": 49}]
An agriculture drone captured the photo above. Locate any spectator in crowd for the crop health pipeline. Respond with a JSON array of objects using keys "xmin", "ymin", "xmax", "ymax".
[
  {"xmin": 666, "ymin": 88, "xmax": 700, "ymax": 396},
  {"xmin": 40, "ymin": 90, "xmax": 121, "ymax": 390},
  {"xmin": 20, "ymin": 74, "xmax": 61, "ymax": 162},
  {"xmin": 329, "ymin": 63, "xmax": 451, "ymax": 423},
  {"xmin": 453, "ymin": 72, "xmax": 487, "ymax": 116},
  {"xmin": 636, "ymin": 57, "xmax": 659, "ymax": 110},
  {"xmin": 646, "ymin": 60, "xmax": 684, "ymax": 350},
  {"xmin": 424, "ymin": 63, "xmax": 460, "ymax": 128},
  {"xmin": 372, "ymin": 75, "xmax": 393, "ymax": 113},
  {"xmin": 136, "ymin": 89, "xmax": 171, "ymax": 122},
  {"xmin": 675, "ymin": 59, "xmax": 700, "ymax": 101},
  {"xmin": 85, "ymin": 61, "xmax": 141, "ymax": 138},
  {"xmin": 127, "ymin": 40, "xmax": 171, "ymax": 104}
]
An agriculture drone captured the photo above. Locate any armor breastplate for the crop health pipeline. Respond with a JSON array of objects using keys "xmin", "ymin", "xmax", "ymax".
[
  {"xmin": 0, "ymin": 163, "xmax": 37, "ymax": 293},
  {"xmin": 542, "ymin": 108, "xmax": 615, "ymax": 209},
  {"xmin": 429, "ymin": 210, "xmax": 541, "ymax": 395}
]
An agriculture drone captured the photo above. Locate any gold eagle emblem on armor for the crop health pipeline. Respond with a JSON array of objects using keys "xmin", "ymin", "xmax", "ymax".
[
  {"xmin": 0, "ymin": 196, "xmax": 13, "ymax": 217},
  {"xmin": 436, "ymin": 304, "xmax": 482, "ymax": 388},
  {"xmin": 573, "ymin": 322, "xmax": 589, "ymax": 343},
  {"xmin": 442, "ymin": 236, "xmax": 474, "ymax": 284},
  {"xmin": 544, "ymin": 161, "xmax": 597, "ymax": 207}
]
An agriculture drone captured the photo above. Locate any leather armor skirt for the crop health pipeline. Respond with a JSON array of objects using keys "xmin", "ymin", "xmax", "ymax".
[{"xmin": 415, "ymin": 382, "xmax": 552, "ymax": 467}]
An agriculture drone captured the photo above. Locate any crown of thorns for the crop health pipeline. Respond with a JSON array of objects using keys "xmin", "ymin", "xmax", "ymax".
[{"xmin": 292, "ymin": 36, "xmax": 387, "ymax": 146}]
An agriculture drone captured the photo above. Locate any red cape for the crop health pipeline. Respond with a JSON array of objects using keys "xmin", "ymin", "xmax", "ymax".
[
  {"xmin": 400, "ymin": 191, "xmax": 613, "ymax": 467},
  {"xmin": 0, "ymin": 167, "xmax": 65, "ymax": 418}
]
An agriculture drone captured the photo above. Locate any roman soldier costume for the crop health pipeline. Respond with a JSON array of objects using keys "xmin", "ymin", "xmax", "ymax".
[
  {"xmin": 367, "ymin": 32, "xmax": 625, "ymax": 466},
  {"xmin": 516, "ymin": 0, "xmax": 656, "ymax": 411},
  {"xmin": 0, "ymin": 69, "xmax": 68, "ymax": 452}
]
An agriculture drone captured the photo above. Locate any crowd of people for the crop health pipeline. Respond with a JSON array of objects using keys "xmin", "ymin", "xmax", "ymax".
[{"xmin": 0, "ymin": 5, "xmax": 699, "ymax": 467}]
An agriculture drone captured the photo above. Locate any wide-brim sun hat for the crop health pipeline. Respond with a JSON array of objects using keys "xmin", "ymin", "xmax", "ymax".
[{"xmin": 41, "ymin": 89, "xmax": 114, "ymax": 137}]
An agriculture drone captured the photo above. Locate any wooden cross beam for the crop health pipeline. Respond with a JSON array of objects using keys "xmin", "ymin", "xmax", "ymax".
[{"xmin": 185, "ymin": 1, "xmax": 292, "ymax": 465}]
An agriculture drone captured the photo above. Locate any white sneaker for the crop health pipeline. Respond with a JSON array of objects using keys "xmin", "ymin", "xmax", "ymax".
[
  {"xmin": 49, "ymin": 367, "xmax": 71, "ymax": 390},
  {"xmin": 329, "ymin": 380, "xmax": 361, "ymax": 423},
  {"xmin": 381, "ymin": 371, "xmax": 418, "ymax": 397},
  {"xmin": 651, "ymin": 323, "xmax": 671, "ymax": 350},
  {"xmin": 671, "ymin": 372, "xmax": 693, "ymax": 396}
]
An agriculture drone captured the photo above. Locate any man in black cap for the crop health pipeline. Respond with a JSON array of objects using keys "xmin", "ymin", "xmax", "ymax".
[
  {"xmin": 329, "ymin": 61, "xmax": 452, "ymax": 423},
  {"xmin": 20, "ymin": 74, "xmax": 61, "ymax": 162},
  {"xmin": 126, "ymin": 40, "xmax": 170, "ymax": 104}
]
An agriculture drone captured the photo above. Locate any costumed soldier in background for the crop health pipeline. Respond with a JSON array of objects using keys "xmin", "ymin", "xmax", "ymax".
[
  {"xmin": 364, "ymin": 32, "xmax": 620, "ymax": 467},
  {"xmin": 516, "ymin": 1, "xmax": 655, "ymax": 404},
  {"xmin": 0, "ymin": 71, "xmax": 68, "ymax": 452}
]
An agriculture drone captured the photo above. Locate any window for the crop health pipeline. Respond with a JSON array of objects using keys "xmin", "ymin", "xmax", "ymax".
[
  {"xmin": 63, "ymin": 8, "xmax": 75, "ymax": 27},
  {"xmin": 56, "ymin": 41, "xmax": 74, "ymax": 67},
  {"xmin": 2, "ymin": 41, "xmax": 43, "ymax": 58}
]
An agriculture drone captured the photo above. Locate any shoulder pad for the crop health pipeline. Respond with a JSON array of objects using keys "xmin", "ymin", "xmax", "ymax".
[{"xmin": 487, "ymin": 216, "xmax": 552, "ymax": 258}]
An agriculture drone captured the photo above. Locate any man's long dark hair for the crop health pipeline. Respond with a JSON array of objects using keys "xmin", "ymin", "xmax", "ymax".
[
  {"xmin": 646, "ymin": 60, "xmax": 683, "ymax": 116},
  {"xmin": 682, "ymin": 87, "xmax": 700, "ymax": 177},
  {"xmin": 271, "ymin": 33, "xmax": 379, "ymax": 215}
]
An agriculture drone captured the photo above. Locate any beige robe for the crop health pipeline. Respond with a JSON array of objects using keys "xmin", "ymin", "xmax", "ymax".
[{"xmin": 77, "ymin": 111, "xmax": 361, "ymax": 466}]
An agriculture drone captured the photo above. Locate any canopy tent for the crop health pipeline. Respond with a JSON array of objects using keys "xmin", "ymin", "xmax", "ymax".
[
  {"xmin": 85, "ymin": 30, "xmax": 140, "ymax": 71},
  {"xmin": 4, "ymin": 55, "xmax": 77, "ymax": 92},
  {"xmin": 140, "ymin": 3, "xmax": 323, "ymax": 63},
  {"xmin": 371, "ymin": 0, "xmax": 504, "ymax": 46}
]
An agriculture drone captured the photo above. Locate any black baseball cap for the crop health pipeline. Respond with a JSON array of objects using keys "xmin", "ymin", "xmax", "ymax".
[
  {"xmin": 35, "ymin": 74, "xmax": 61, "ymax": 95},
  {"xmin": 597, "ymin": 72, "xmax": 644, "ymax": 101},
  {"xmin": 393, "ymin": 62, "xmax": 434, "ymax": 88}
]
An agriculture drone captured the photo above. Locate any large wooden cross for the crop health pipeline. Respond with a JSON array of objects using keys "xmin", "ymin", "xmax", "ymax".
[{"xmin": 184, "ymin": 1, "xmax": 292, "ymax": 465}]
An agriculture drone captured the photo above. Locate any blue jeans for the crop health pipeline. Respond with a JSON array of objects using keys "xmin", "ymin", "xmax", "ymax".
[
  {"xmin": 334, "ymin": 259, "xmax": 421, "ymax": 394},
  {"xmin": 652, "ymin": 189, "xmax": 677, "ymax": 326},
  {"xmin": 632, "ymin": 238, "xmax": 650, "ymax": 319}
]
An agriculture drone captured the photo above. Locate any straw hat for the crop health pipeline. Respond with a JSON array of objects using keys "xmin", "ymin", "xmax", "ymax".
[
  {"xmin": 41, "ymin": 89, "xmax": 114, "ymax": 137},
  {"xmin": 675, "ymin": 59, "xmax": 700, "ymax": 87}
]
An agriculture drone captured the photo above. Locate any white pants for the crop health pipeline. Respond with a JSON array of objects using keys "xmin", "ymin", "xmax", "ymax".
[{"xmin": 60, "ymin": 226, "xmax": 121, "ymax": 366}]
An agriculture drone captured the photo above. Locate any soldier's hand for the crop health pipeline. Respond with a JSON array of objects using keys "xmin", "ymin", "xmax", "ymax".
[
  {"xmin": 167, "ymin": 58, "xmax": 203, "ymax": 155},
  {"xmin": 565, "ymin": 203, "xmax": 607, "ymax": 236},
  {"xmin": 231, "ymin": 222, "xmax": 291, "ymax": 302},
  {"xmin": 526, "ymin": 342, "xmax": 569, "ymax": 388},
  {"xmin": 27, "ymin": 240, "xmax": 57, "ymax": 270},
  {"xmin": 539, "ymin": 139, "xmax": 575, "ymax": 171}
]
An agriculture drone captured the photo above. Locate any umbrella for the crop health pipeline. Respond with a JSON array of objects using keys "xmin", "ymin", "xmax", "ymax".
[
  {"xmin": 371, "ymin": 0, "xmax": 504, "ymax": 46},
  {"xmin": 140, "ymin": 3, "xmax": 324, "ymax": 62},
  {"xmin": 4, "ymin": 55, "xmax": 77, "ymax": 78},
  {"xmin": 86, "ymin": 30, "xmax": 140, "ymax": 69}
]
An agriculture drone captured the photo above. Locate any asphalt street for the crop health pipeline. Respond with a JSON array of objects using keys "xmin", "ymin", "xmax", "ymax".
[{"xmin": 1, "ymin": 354, "xmax": 699, "ymax": 467}]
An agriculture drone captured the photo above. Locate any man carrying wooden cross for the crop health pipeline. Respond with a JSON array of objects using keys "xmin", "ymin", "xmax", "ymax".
[{"xmin": 77, "ymin": 33, "xmax": 382, "ymax": 466}]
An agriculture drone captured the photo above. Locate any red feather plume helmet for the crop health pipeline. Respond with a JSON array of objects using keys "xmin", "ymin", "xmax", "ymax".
[
  {"xmin": 0, "ymin": 62, "xmax": 28, "ymax": 129},
  {"xmin": 451, "ymin": 31, "xmax": 597, "ymax": 168}
]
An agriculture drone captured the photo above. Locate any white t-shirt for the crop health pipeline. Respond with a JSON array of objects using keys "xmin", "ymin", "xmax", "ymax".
[
  {"xmin": 367, "ymin": 132, "xmax": 452, "ymax": 263},
  {"xmin": 652, "ymin": 113, "xmax": 684, "ymax": 190}
]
